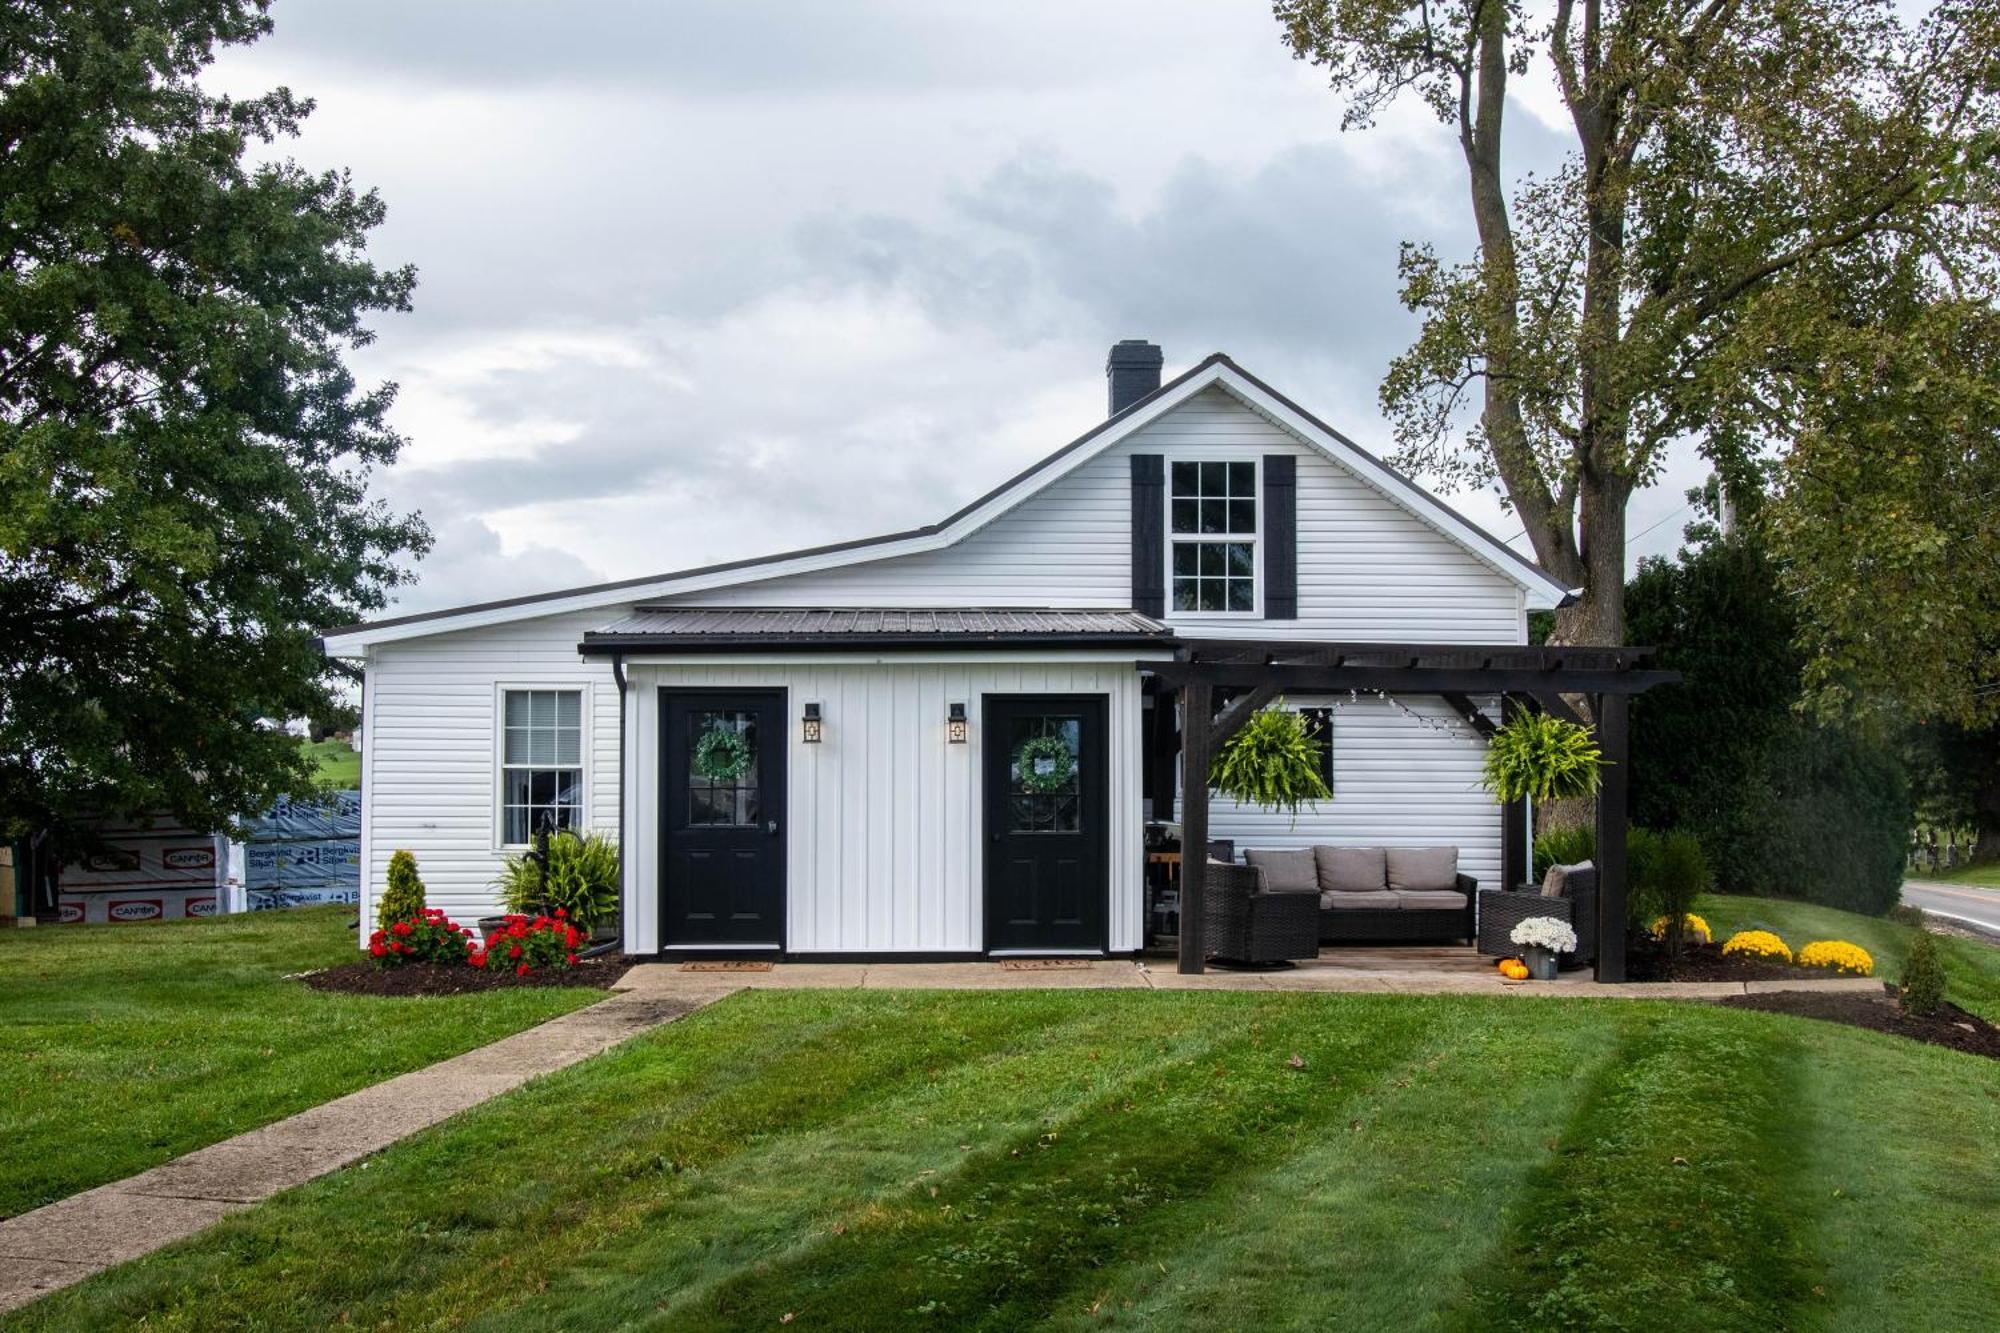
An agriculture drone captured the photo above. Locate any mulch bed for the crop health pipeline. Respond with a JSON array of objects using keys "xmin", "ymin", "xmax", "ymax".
[
  {"xmin": 1626, "ymin": 938, "xmax": 1828, "ymax": 982},
  {"xmin": 303, "ymin": 957, "xmax": 632, "ymax": 997},
  {"xmin": 1722, "ymin": 986, "xmax": 2000, "ymax": 1061}
]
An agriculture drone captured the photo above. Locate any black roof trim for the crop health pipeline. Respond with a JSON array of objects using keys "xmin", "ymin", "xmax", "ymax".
[
  {"xmin": 579, "ymin": 631, "xmax": 1173, "ymax": 655},
  {"xmin": 318, "ymin": 351, "xmax": 1563, "ymax": 641}
]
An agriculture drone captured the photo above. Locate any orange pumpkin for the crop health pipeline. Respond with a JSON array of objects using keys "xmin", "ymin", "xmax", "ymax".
[{"xmin": 1501, "ymin": 959, "xmax": 1531, "ymax": 981}]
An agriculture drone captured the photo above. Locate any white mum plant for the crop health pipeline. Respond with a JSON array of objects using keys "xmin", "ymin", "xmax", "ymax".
[{"xmin": 1510, "ymin": 916, "xmax": 1579, "ymax": 953}]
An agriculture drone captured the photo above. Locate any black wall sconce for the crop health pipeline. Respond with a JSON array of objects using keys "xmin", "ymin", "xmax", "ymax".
[
  {"xmin": 801, "ymin": 701, "xmax": 823, "ymax": 744},
  {"xmin": 946, "ymin": 701, "xmax": 968, "ymax": 744}
]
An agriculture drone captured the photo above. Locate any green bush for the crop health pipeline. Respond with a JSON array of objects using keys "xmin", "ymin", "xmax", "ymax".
[
  {"xmin": 377, "ymin": 849, "xmax": 426, "ymax": 928},
  {"xmin": 496, "ymin": 829, "xmax": 621, "ymax": 930},
  {"xmin": 1532, "ymin": 824, "xmax": 1597, "ymax": 881},
  {"xmin": 1899, "ymin": 932, "xmax": 1947, "ymax": 1016},
  {"xmin": 1208, "ymin": 704, "xmax": 1331, "ymax": 817}
]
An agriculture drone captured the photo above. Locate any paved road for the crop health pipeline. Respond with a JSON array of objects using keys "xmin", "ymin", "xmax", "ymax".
[{"xmin": 1903, "ymin": 879, "xmax": 2000, "ymax": 935}]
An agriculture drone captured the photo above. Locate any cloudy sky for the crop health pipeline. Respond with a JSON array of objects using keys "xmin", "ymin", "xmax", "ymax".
[{"xmin": 208, "ymin": 0, "xmax": 1708, "ymax": 615}]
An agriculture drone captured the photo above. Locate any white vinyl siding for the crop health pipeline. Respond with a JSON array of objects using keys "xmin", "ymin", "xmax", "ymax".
[
  {"xmin": 358, "ymin": 610, "xmax": 620, "ymax": 931},
  {"xmin": 684, "ymin": 388, "xmax": 1524, "ymax": 644}
]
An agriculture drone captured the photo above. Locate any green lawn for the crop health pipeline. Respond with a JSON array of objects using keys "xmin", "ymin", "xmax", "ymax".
[
  {"xmin": 9, "ymin": 986, "xmax": 1998, "ymax": 1332},
  {"xmin": 0, "ymin": 907, "xmax": 599, "ymax": 1220},
  {"xmin": 1914, "ymin": 861, "xmax": 2000, "ymax": 889},
  {"xmin": 302, "ymin": 736, "xmax": 361, "ymax": 788},
  {"xmin": 1700, "ymin": 893, "xmax": 2000, "ymax": 1019}
]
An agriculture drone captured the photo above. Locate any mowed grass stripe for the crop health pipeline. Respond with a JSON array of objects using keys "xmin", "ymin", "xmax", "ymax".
[
  {"xmin": 3, "ymin": 991, "xmax": 1075, "ymax": 1332},
  {"xmin": 1446, "ymin": 1006, "xmax": 1820, "ymax": 1331},
  {"xmin": 485, "ymin": 996, "xmax": 1273, "ymax": 1330},
  {"xmin": 675, "ymin": 995, "xmax": 1447, "ymax": 1329},
  {"xmin": 1042, "ymin": 998, "xmax": 1628, "ymax": 1330},
  {"xmin": 1775, "ymin": 1017, "xmax": 2000, "ymax": 1329}
]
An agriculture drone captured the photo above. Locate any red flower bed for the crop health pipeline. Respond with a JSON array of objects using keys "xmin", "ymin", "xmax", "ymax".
[
  {"xmin": 369, "ymin": 908, "xmax": 476, "ymax": 967},
  {"xmin": 476, "ymin": 910, "xmax": 584, "ymax": 975}
]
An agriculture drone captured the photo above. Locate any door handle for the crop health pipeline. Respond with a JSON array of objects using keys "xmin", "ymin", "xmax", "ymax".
[{"xmin": 766, "ymin": 819, "xmax": 780, "ymax": 836}]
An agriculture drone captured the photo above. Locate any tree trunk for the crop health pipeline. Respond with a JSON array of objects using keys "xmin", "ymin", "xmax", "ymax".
[{"xmin": 1550, "ymin": 470, "xmax": 1633, "ymax": 646}]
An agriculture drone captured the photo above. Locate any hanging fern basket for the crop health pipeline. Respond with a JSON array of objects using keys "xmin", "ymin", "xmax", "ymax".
[
  {"xmin": 1481, "ymin": 711, "xmax": 1603, "ymax": 803},
  {"xmin": 692, "ymin": 725, "xmax": 753, "ymax": 781},
  {"xmin": 1208, "ymin": 702, "xmax": 1330, "ymax": 816},
  {"xmin": 1013, "ymin": 734, "xmax": 1078, "ymax": 793}
]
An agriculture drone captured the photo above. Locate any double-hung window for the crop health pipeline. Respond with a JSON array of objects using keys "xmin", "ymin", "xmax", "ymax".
[
  {"xmin": 500, "ymin": 689, "xmax": 583, "ymax": 845},
  {"xmin": 1170, "ymin": 460, "xmax": 1257, "ymax": 612}
]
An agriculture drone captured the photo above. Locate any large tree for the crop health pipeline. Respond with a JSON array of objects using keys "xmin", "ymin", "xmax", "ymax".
[
  {"xmin": 0, "ymin": 1, "xmax": 426, "ymax": 844},
  {"xmin": 1275, "ymin": 0, "xmax": 2000, "ymax": 649}
]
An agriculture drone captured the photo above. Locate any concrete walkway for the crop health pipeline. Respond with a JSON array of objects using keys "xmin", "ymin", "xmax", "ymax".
[
  {"xmin": 0, "ymin": 991, "xmax": 713, "ymax": 1315},
  {"xmin": 615, "ymin": 957, "xmax": 1889, "ymax": 1003}
]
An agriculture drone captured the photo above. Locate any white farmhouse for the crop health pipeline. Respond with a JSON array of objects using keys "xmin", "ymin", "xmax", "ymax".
[{"xmin": 319, "ymin": 345, "xmax": 1573, "ymax": 960}]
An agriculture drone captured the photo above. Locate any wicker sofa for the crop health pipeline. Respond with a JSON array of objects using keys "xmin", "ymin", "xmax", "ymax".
[
  {"xmin": 1200, "ymin": 862, "xmax": 1321, "ymax": 965},
  {"xmin": 1476, "ymin": 863, "xmax": 1598, "ymax": 969},
  {"xmin": 1240, "ymin": 845, "xmax": 1477, "ymax": 945}
]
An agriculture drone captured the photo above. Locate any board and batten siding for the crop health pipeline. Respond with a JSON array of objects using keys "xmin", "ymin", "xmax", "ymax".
[
  {"xmin": 677, "ymin": 387, "xmax": 1528, "ymax": 646},
  {"xmin": 358, "ymin": 608, "xmax": 624, "ymax": 930},
  {"xmin": 1191, "ymin": 693, "xmax": 1503, "ymax": 890},
  {"xmin": 623, "ymin": 658, "xmax": 1145, "ymax": 955}
]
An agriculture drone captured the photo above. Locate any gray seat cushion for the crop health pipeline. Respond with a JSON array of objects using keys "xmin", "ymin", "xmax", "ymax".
[
  {"xmin": 1542, "ymin": 859, "xmax": 1593, "ymax": 896},
  {"xmin": 1392, "ymin": 889, "xmax": 1469, "ymax": 911},
  {"xmin": 1314, "ymin": 845, "xmax": 1387, "ymax": 894},
  {"xmin": 1245, "ymin": 848, "xmax": 1317, "ymax": 894},
  {"xmin": 1385, "ymin": 846, "xmax": 1459, "ymax": 893},
  {"xmin": 1321, "ymin": 889, "xmax": 1400, "ymax": 910}
]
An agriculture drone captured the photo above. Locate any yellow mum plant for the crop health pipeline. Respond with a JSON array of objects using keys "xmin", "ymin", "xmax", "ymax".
[
  {"xmin": 1796, "ymin": 940, "xmax": 1874, "ymax": 976},
  {"xmin": 1720, "ymin": 929, "xmax": 1792, "ymax": 964},
  {"xmin": 1649, "ymin": 912, "xmax": 1711, "ymax": 944}
]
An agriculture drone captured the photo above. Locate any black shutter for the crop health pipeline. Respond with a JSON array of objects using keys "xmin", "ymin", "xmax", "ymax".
[
  {"xmin": 1131, "ymin": 454, "xmax": 1165, "ymax": 617},
  {"xmin": 1263, "ymin": 453, "xmax": 1297, "ymax": 619}
]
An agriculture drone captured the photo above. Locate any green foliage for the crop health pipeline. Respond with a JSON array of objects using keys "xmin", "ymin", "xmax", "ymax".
[
  {"xmin": 1275, "ymin": 0, "xmax": 2000, "ymax": 648},
  {"xmin": 1483, "ymin": 712, "xmax": 1602, "ymax": 804},
  {"xmin": 1899, "ymin": 932, "xmax": 1947, "ymax": 1017},
  {"xmin": 1208, "ymin": 705, "xmax": 1330, "ymax": 816},
  {"xmin": 1532, "ymin": 824, "xmax": 1598, "ymax": 882},
  {"xmin": 0, "ymin": 1, "xmax": 426, "ymax": 845},
  {"xmin": 1628, "ymin": 831, "xmax": 1712, "ymax": 955},
  {"xmin": 1628, "ymin": 534, "xmax": 1911, "ymax": 916},
  {"xmin": 496, "ymin": 829, "xmax": 620, "ymax": 930},
  {"xmin": 378, "ymin": 849, "xmax": 426, "ymax": 928}
]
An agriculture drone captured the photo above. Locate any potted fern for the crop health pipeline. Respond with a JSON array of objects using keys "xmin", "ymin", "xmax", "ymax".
[
  {"xmin": 1481, "ymin": 711, "xmax": 1603, "ymax": 804},
  {"xmin": 1208, "ymin": 703, "xmax": 1330, "ymax": 818}
]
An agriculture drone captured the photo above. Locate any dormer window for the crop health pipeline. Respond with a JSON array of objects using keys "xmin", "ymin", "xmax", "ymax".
[{"xmin": 1169, "ymin": 460, "xmax": 1257, "ymax": 613}]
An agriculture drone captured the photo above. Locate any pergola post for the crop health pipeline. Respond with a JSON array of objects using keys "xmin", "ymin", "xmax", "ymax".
[
  {"xmin": 1499, "ymin": 695, "xmax": 1528, "ymax": 891},
  {"xmin": 1593, "ymin": 692, "xmax": 1630, "ymax": 982},
  {"xmin": 1178, "ymin": 681, "xmax": 1212, "ymax": 975}
]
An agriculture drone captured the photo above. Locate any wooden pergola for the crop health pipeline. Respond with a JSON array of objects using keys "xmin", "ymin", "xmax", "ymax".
[{"xmin": 1147, "ymin": 641, "xmax": 1680, "ymax": 982}]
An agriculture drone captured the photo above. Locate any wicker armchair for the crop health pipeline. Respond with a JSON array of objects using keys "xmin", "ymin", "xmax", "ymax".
[
  {"xmin": 1477, "ymin": 866, "xmax": 1598, "ymax": 968},
  {"xmin": 1201, "ymin": 863, "xmax": 1321, "ymax": 966}
]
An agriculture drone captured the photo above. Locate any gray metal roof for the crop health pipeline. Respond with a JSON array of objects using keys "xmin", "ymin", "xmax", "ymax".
[{"xmin": 580, "ymin": 607, "xmax": 1172, "ymax": 653}]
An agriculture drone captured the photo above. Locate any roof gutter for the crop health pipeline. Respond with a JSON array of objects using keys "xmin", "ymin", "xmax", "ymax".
[{"xmin": 575, "ymin": 632, "xmax": 1179, "ymax": 656}]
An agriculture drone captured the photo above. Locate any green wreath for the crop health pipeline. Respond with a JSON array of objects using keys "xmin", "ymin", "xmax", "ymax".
[
  {"xmin": 1013, "ymin": 734, "xmax": 1077, "ymax": 793},
  {"xmin": 693, "ymin": 725, "xmax": 753, "ymax": 781}
]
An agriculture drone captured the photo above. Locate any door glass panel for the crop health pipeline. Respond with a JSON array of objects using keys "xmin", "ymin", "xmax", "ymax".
[
  {"xmin": 688, "ymin": 710, "xmax": 760, "ymax": 826},
  {"xmin": 1007, "ymin": 714, "xmax": 1082, "ymax": 834}
]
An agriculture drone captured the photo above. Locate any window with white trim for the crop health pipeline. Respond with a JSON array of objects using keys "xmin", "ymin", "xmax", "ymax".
[
  {"xmin": 1169, "ymin": 460, "xmax": 1257, "ymax": 612},
  {"xmin": 500, "ymin": 689, "xmax": 583, "ymax": 844}
]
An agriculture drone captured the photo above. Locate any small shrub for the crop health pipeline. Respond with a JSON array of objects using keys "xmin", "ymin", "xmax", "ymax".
[
  {"xmin": 1483, "ymin": 712, "xmax": 1603, "ymax": 803},
  {"xmin": 1532, "ymin": 824, "xmax": 1597, "ymax": 881},
  {"xmin": 1631, "ymin": 830, "xmax": 1711, "ymax": 956},
  {"xmin": 1796, "ymin": 940, "xmax": 1874, "ymax": 976},
  {"xmin": 497, "ymin": 829, "xmax": 621, "ymax": 929},
  {"xmin": 1888, "ymin": 903, "xmax": 1926, "ymax": 928},
  {"xmin": 1720, "ymin": 929, "xmax": 1792, "ymax": 964},
  {"xmin": 1209, "ymin": 704, "xmax": 1331, "ymax": 817},
  {"xmin": 1899, "ymin": 932, "xmax": 1946, "ymax": 1016},
  {"xmin": 479, "ymin": 912, "xmax": 586, "ymax": 976},
  {"xmin": 368, "ymin": 908, "xmax": 475, "ymax": 967},
  {"xmin": 378, "ymin": 849, "xmax": 426, "ymax": 929}
]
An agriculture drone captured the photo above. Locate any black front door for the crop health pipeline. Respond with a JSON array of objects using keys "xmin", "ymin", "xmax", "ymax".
[
  {"xmin": 984, "ymin": 694, "xmax": 1108, "ymax": 953},
  {"xmin": 661, "ymin": 691, "xmax": 786, "ymax": 948}
]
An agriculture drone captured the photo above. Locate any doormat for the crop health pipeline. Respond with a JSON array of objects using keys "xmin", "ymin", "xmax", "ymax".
[
  {"xmin": 998, "ymin": 959, "xmax": 1095, "ymax": 971},
  {"xmin": 679, "ymin": 961, "xmax": 774, "ymax": 973}
]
